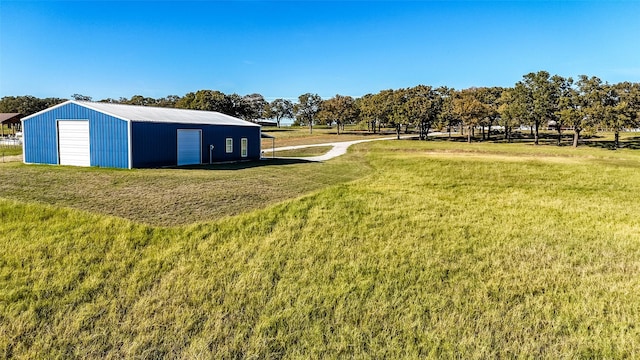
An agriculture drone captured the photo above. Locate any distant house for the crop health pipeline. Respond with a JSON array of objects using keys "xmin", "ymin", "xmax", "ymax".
[
  {"xmin": 0, "ymin": 113, "xmax": 23, "ymax": 137},
  {"xmin": 21, "ymin": 101, "xmax": 262, "ymax": 168}
]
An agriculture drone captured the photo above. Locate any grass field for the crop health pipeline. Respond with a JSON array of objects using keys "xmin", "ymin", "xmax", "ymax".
[
  {"xmin": 0, "ymin": 144, "xmax": 22, "ymax": 157},
  {"xmin": 273, "ymin": 146, "xmax": 333, "ymax": 158},
  {"xmin": 261, "ymin": 125, "xmax": 395, "ymax": 149},
  {"xmin": 0, "ymin": 153, "xmax": 370, "ymax": 226},
  {"xmin": 2, "ymin": 139, "xmax": 640, "ymax": 357}
]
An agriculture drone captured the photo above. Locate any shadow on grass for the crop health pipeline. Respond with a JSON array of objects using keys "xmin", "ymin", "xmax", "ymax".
[
  {"xmin": 170, "ymin": 158, "xmax": 315, "ymax": 171},
  {"xmin": 582, "ymin": 138, "xmax": 640, "ymax": 150},
  {"xmin": 426, "ymin": 131, "xmax": 626, "ymax": 148},
  {"xmin": 430, "ymin": 131, "xmax": 640, "ymax": 150}
]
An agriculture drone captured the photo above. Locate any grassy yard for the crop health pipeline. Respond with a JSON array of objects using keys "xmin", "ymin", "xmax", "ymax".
[
  {"xmin": 0, "ymin": 152, "xmax": 370, "ymax": 227},
  {"xmin": 261, "ymin": 125, "xmax": 396, "ymax": 149},
  {"xmin": 2, "ymin": 140, "xmax": 640, "ymax": 357},
  {"xmin": 273, "ymin": 146, "xmax": 333, "ymax": 158},
  {"xmin": 0, "ymin": 144, "xmax": 22, "ymax": 157}
]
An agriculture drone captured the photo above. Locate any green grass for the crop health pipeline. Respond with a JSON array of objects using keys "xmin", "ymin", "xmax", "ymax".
[
  {"xmin": 0, "ymin": 154, "xmax": 371, "ymax": 227},
  {"xmin": 261, "ymin": 125, "xmax": 395, "ymax": 148},
  {"xmin": 434, "ymin": 128, "xmax": 640, "ymax": 149},
  {"xmin": 0, "ymin": 144, "xmax": 22, "ymax": 157},
  {"xmin": 273, "ymin": 146, "xmax": 333, "ymax": 157},
  {"xmin": 3, "ymin": 140, "xmax": 640, "ymax": 358}
]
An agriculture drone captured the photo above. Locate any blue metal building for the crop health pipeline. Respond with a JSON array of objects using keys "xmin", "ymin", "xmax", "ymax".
[{"xmin": 21, "ymin": 101, "xmax": 262, "ymax": 168}]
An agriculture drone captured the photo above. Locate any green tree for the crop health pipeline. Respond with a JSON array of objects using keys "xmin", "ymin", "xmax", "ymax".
[
  {"xmin": 404, "ymin": 85, "xmax": 443, "ymax": 140},
  {"xmin": 550, "ymin": 76, "xmax": 573, "ymax": 146},
  {"xmin": 356, "ymin": 94, "xmax": 375, "ymax": 133},
  {"xmin": 520, "ymin": 71, "xmax": 558, "ymax": 145},
  {"xmin": 156, "ymin": 95, "xmax": 180, "ymax": 108},
  {"xmin": 0, "ymin": 95, "xmax": 65, "ymax": 115},
  {"xmin": 497, "ymin": 88, "xmax": 524, "ymax": 143},
  {"xmin": 574, "ymin": 75, "xmax": 604, "ymax": 147},
  {"xmin": 266, "ymin": 99, "xmax": 294, "ymax": 128},
  {"xmin": 71, "ymin": 94, "xmax": 92, "ymax": 101},
  {"xmin": 176, "ymin": 90, "xmax": 229, "ymax": 113},
  {"xmin": 476, "ymin": 87, "xmax": 503, "ymax": 140},
  {"xmin": 601, "ymin": 82, "xmax": 639, "ymax": 148},
  {"xmin": 318, "ymin": 95, "xmax": 359, "ymax": 135},
  {"xmin": 556, "ymin": 75, "xmax": 602, "ymax": 148},
  {"xmin": 294, "ymin": 93, "xmax": 322, "ymax": 134},
  {"xmin": 436, "ymin": 87, "xmax": 458, "ymax": 138},
  {"xmin": 557, "ymin": 84, "xmax": 583, "ymax": 148},
  {"xmin": 242, "ymin": 93, "xmax": 268, "ymax": 122},
  {"xmin": 389, "ymin": 88, "xmax": 409, "ymax": 138},
  {"xmin": 453, "ymin": 88, "xmax": 488, "ymax": 143},
  {"xmin": 616, "ymin": 81, "xmax": 640, "ymax": 143},
  {"xmin": 226, "ymin": 93, "xmax": 250, "ymax": 119},
  {"xmin": 357, "ymin": 90, "xmax": 393, "ymax": 134},
  {"xmin": 98, "ymin": 97, "xmax": 124, "ymax": 104},
  {"xmin": 127, "ymin": 95, "xmax": 156, "ymax": 106}
]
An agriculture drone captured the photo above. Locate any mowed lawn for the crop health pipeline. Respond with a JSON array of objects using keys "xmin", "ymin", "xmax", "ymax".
[
  {"xmin": 273, "ymin": 146, "xmax": 333, "ymax": 158},
  {"xmin": 0, "ymin": 144, "xmax": 22, "ymax": 157},
  {"xmin": 2, "ymin": 140, "xmax": 640, "ymax": 358},
  {"xmin": 261, "ymin": 125, "xmax": 395, "ymax": 149},
  {"xmin": 0, "ymin": 153, "xmax": 371, "ymax": 227}
]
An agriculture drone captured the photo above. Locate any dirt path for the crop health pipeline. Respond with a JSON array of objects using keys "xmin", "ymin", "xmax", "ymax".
[{"xmin": 263, "ymin": 134, "xmax": 428, "ymax": 161}]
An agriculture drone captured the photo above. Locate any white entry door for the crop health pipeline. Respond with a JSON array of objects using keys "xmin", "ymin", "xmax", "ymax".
[
  {"xmin": 58, "ymin": 120, "xmax": 90, "ymax": 166},
  {"xmin": 177, "ymin": 129, "xmax": 202, "ymax": 165}
]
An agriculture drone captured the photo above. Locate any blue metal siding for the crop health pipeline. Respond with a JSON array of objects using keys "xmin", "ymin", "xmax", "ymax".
[
  {"xmin": 23, "ymin": 114, "xmax": 58, "ymax": 164},
  {"xmin": 90, "ymin": 115, "xmax": 129, "ymax": 168},
  {"xmin": 131, "ymin": 122, "xmax": 177, "ymax": 168},
  {"xmin": 203, "ymin": 125, "xmax": 261, "ymax": 163},
  {"xmin": 131, "ymin": 122, "xmax": 260, "ymax": 167},
  {"xmin": 23, "ymin": 103, "xmax": 129, "ymax": 168}
]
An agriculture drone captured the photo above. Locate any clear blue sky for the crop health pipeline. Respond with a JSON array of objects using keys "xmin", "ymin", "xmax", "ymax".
[{"xmin": 1, "ymin": 1, "xmax": 639, "ymax": 101}]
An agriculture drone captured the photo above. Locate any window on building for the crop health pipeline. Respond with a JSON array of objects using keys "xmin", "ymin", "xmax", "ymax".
[
  {"xmin": 241, "ymin": 138, "xmax": 248, "ymax": 158},
  {"xmin": 226, "ymin": 138, "xmax": 233, "ymax": 153}
]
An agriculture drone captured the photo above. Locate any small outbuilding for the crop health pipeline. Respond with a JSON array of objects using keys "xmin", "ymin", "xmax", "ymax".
[
  {"xmin": 22, "ymin": 100, "xmax": 262, "ymax": 168},
  {"xmin": 1, "ymin": 113, "xmax": 23, "ymax": 137}
]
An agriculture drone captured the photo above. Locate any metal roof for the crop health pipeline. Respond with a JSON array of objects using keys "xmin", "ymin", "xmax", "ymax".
[
  {"xmin": 0, "ymin": 113, "xmax": 22, "ymax": 124},
  {"xmin": 23, "ymin": 100, "xmax": 260, "ymax": 127}
]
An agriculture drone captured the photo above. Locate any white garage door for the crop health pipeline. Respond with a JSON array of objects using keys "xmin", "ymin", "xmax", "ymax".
[
  {"xmin": 177, "ymin": 129, "xmax": 202, "ymax": 166},
  {"xmin": 58, "ymin": 120, "xmax": 90, "ymax": 166}
]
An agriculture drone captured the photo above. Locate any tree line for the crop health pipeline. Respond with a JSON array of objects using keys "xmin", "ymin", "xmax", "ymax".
[{"xmin": 2, "ymin": 70, "xmax": 639, "ymax": 147}]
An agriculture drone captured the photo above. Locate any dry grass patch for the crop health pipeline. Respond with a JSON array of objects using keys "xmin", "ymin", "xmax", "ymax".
[{"xmin": 0, "ymin": 153, "xmax": 371, "ymax": 227}]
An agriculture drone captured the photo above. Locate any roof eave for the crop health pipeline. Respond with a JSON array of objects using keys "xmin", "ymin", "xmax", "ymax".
[
  {"xmin": 21, "ymin": 100, "xmax": 73, "ymax": 121},
  {"xmin": 21, "ymin": 100, "xmax": 132, "ymax": 123},
  {"xmin": 72, "ymin": 101, "xmax": 132, "ymax": 122}
]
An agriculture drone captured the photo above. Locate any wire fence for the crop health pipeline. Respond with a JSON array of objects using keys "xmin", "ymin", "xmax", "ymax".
[{"xmin": 0, "ymin": 138, "xmax": 22, "ymax": 146}]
